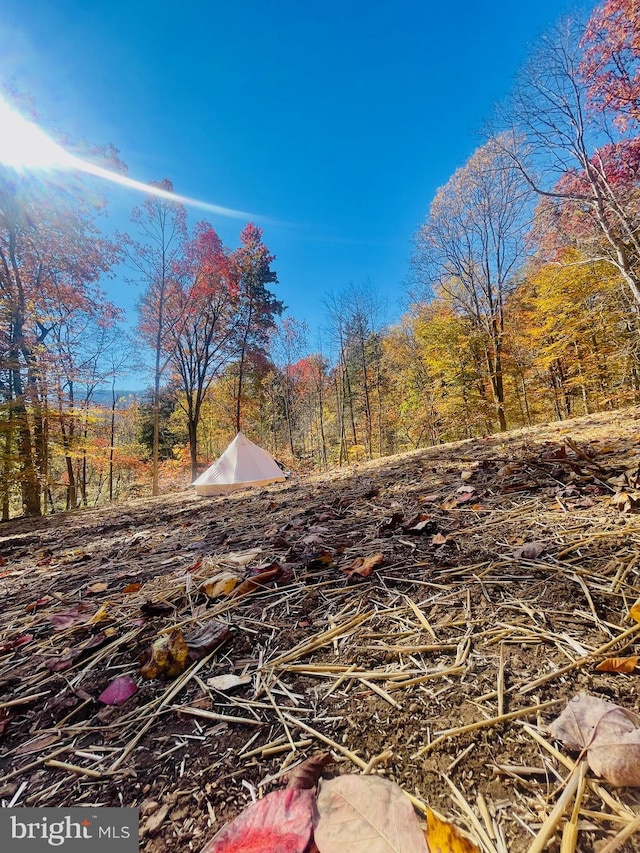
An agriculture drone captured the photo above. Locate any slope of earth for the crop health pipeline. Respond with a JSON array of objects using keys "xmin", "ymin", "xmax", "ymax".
[{"xmin": 2, "ymin": 407, "xmax": 640, "ymax": 852}]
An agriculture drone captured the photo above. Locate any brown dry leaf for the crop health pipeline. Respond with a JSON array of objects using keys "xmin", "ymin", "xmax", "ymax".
[
  {"xmin": 595, "ymin": 656, "xmax": 639, "ymax": 673},
  {"xmin": 431, "ymin": 533, "xmax": 448, "ymax": 546},
  {"xmin": 122, "ymin": 582, "xmax": 142, "ymax": 594},
  {"xmin": 342, "ymin": 552, "xmax": 384, "ymax": 578},
  {"xmin": 199, "ymin": 571, "xmax": 239, "ymax": 598},
  {"xmin": 13, "ymin": 733, "xmax": 61, "ymax": 755},
  {"xmin": 86, "ymin": 581, "xmax": 108, "ymax": 594},
  {"xmin": 185, "ymin": 620, "xmax": 232, "ymax": 659},
  {"xmin": 513, "ymin": 541, "xmax": 546, "ymax": 560},
  {"xmin": 549, "ymin": 693, "xmax": 640, "ymax": 786},
  {"xmin": 285, "ymin": 752, "xmax": 334, "ymax": 790},
  {"xmin": 231, "ymin": 567, "xmax": 281, "ymax": 598},
  {"xmin": 140, "ymin": 628, "xmax": 190, "ymax": 679},
  {"xmin": 424, "ymin": 807, "xmax": 480, "ymax": 853},
  {"xmin": 314, "ymin": 775, "xmax": 428, "ymax": 852}
]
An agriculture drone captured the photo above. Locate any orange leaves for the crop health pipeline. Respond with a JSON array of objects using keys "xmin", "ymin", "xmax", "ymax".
[
  {"xmin": 342, "ymin": 552, "xmax": 384, "ymax": 578},
  {"xmin": 595, "ymin": 656, "xmax": 638, "ymax": 673},
  {"xmin": 425, "ymin": 808, "xmax": 480, "ymax": 853}
]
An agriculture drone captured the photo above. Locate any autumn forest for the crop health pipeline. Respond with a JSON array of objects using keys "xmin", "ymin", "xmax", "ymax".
[{"xmin": 2, "ymin": 0, "xmax": 640, "ymax": 518}]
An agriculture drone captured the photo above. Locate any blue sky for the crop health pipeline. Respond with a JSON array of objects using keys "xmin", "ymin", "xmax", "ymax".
[{"xmin": 2, "ymin": 0, "xmax": 591, "ymax": 352}]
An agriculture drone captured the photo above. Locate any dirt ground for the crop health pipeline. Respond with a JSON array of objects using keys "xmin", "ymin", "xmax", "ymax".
[{"xmin": 2, "ymin": 407, "xmax": 640, "ymax": 852}]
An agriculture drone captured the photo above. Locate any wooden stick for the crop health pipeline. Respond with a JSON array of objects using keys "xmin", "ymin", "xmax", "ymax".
[
  {"xmin": 526, "ymin": 762, "xmax": 586, "ymax": 853},
  {"xmin": 44, "ymin": 759, "xmax": 105, "ymax": 779},
  {"xmin": 174, "ymin": 706, "xmax": 264, "ymax": 726}
]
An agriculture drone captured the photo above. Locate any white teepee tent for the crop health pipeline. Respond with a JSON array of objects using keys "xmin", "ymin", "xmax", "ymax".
[{"xmin": 192, "ymin": 432, "xmax": 286, "ymax": 496}]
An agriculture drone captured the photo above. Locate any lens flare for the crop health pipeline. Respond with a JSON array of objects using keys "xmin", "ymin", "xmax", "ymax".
[{"xmin": 0, "ymin": 96, "xmax": 261, "ymax": 221}]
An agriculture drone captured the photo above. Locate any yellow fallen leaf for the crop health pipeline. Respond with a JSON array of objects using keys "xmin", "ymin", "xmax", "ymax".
[
  {"xmin": 140, "ymin": 629, "xmax": 190, "ymax": 679},
  {"xmin": 87, "ymin": 603, "xmax": 110, "ymax": 624},
  {"xmin": 629, "ymin": 598, "xmax": 640, "ymax": 625},
  {"xmin": 425, "ymin": 807, "xmax": 480, "ymax": 853},
  {"xmin": 200, "ymin": 571, "xmax": 239, "ymax": 598},
  {"xmin": 596, "ymin": 656, "xmax": 639, "ymax": 673}
]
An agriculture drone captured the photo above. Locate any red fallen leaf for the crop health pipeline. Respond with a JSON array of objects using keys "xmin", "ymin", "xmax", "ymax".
[
  {"xmin": 98, "ymin": 675, "xmax": 138, "ymax": 706},
  {"xmin": 342, "ymin": 552, "xmax": 384, "ymax": 578},
  {"xmin": 26, "ymin": 596, "xmax": 53, "ymax": 612},
  {"xmin": 285, "ymin": 753, "xmax": 334, "ymax": 789},
  {"xmin": 199, "ymin": 788, "xmax": 314, "ymax": 853},
  {"xmin": 0, "ymin": 633, "xmax": 33, "ymax": 655},
  {"xmin": 123, "ymin": 582, "xmax": 142, "ymax": 594},
  {"xmin": 187, "ymin": 558, "xmax": 203, "ymax": 573}
]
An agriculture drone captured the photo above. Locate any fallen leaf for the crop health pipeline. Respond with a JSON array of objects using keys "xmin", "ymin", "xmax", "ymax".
[
  {"xmin": 140, "ymin": 629, "xmax": 190, "ymax": 679},
  {"xmin": 628, "ymin": 598, "xmax": 640, "ymax": 624},
  {"xmin": 425, "ymin": 807, "xmax": 480, "ymax": 853},
  {"xmin": 431, "ymin": 533, "xmax": 448, "ymax": 546},
  {"xmin": 86, "ymin": 581, "xmax": 108, "ymax": 594},
  {"xmin": 513, "ymin": 541, "xmax": 546, "ymax": 560},
  {"xmin": 13, "ymin": 733, "xmax": 61, "ymax": 755},
  {"xmin": 0, "ymin": 633, "xmax": 33, "ymax": 655},
  {"xmin": 47, "ymin": 604, "xmax": 94, "ymax": 630},
  {"xmin": 595, "ymin": 656, "xmax": 638, "ymax": 673},
  {"xmin": 404, "ymin": 514, "xmax": 437, "ymax": 534},
  {"xmin": 200, "ymin": 571, "xmax": 239, "ymax": 598},
  {"xmin": 123, "ymin": 582, "xmax": 142, "ymax": 594},
  {"xmin": 225, "ymin": 547, "xmax": 263, "ymax": 567},
  {"xmin": 285, "ymin": 753, "xmax": 334, "ymax": 790},
  {"xmin": 549, "ymin": 693, "xmax": 640, "ymax": 785},
  {"xmin": 231, "ymin": 567, "xmax": 281, "ymax": 598},
  {"xmin": 314, "ymin": 775, "xmax": 428, "ymax": 852},
  {"xmin": 98, "ymin": 675, "xmax": 139, "ymax": 706},
  {"xmin": 206, "ymin": 674, "xmax": 252, "ymax": 692},
  {"xmin": 140, "ymin": 601, "xmax": 174, "ymax": 617},
  {"xmin": 87, "ymin": 603, "xmax": 111, "ymax": 624},
  {"xmin": 44, "ymin": 632, "xmax": 108, "ymax": 672},
  {"xmin": 343, "ymin": 552, "xmax": 384, "ymax": 578},
  {"xmin": 185, "ymin": 620, "xmax": 232, "ymax": 659},
  {"xmin": 199, "ymin": 788, "xmax": 314, "ymax": 853}
]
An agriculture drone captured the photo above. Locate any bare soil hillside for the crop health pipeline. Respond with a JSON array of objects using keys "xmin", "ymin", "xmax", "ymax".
[{"xmin": 2, "ymin": 407, "xmax": 640, "ymax": 852}]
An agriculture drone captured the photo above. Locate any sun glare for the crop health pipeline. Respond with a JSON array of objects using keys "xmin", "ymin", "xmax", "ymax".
[
  {"xmin": 0, "ymin": 97, "xmax": 73, "ymax": 171},
  {"xmin": 0, "ymin": 96, "xmax": 268, "ymax": 222}
]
